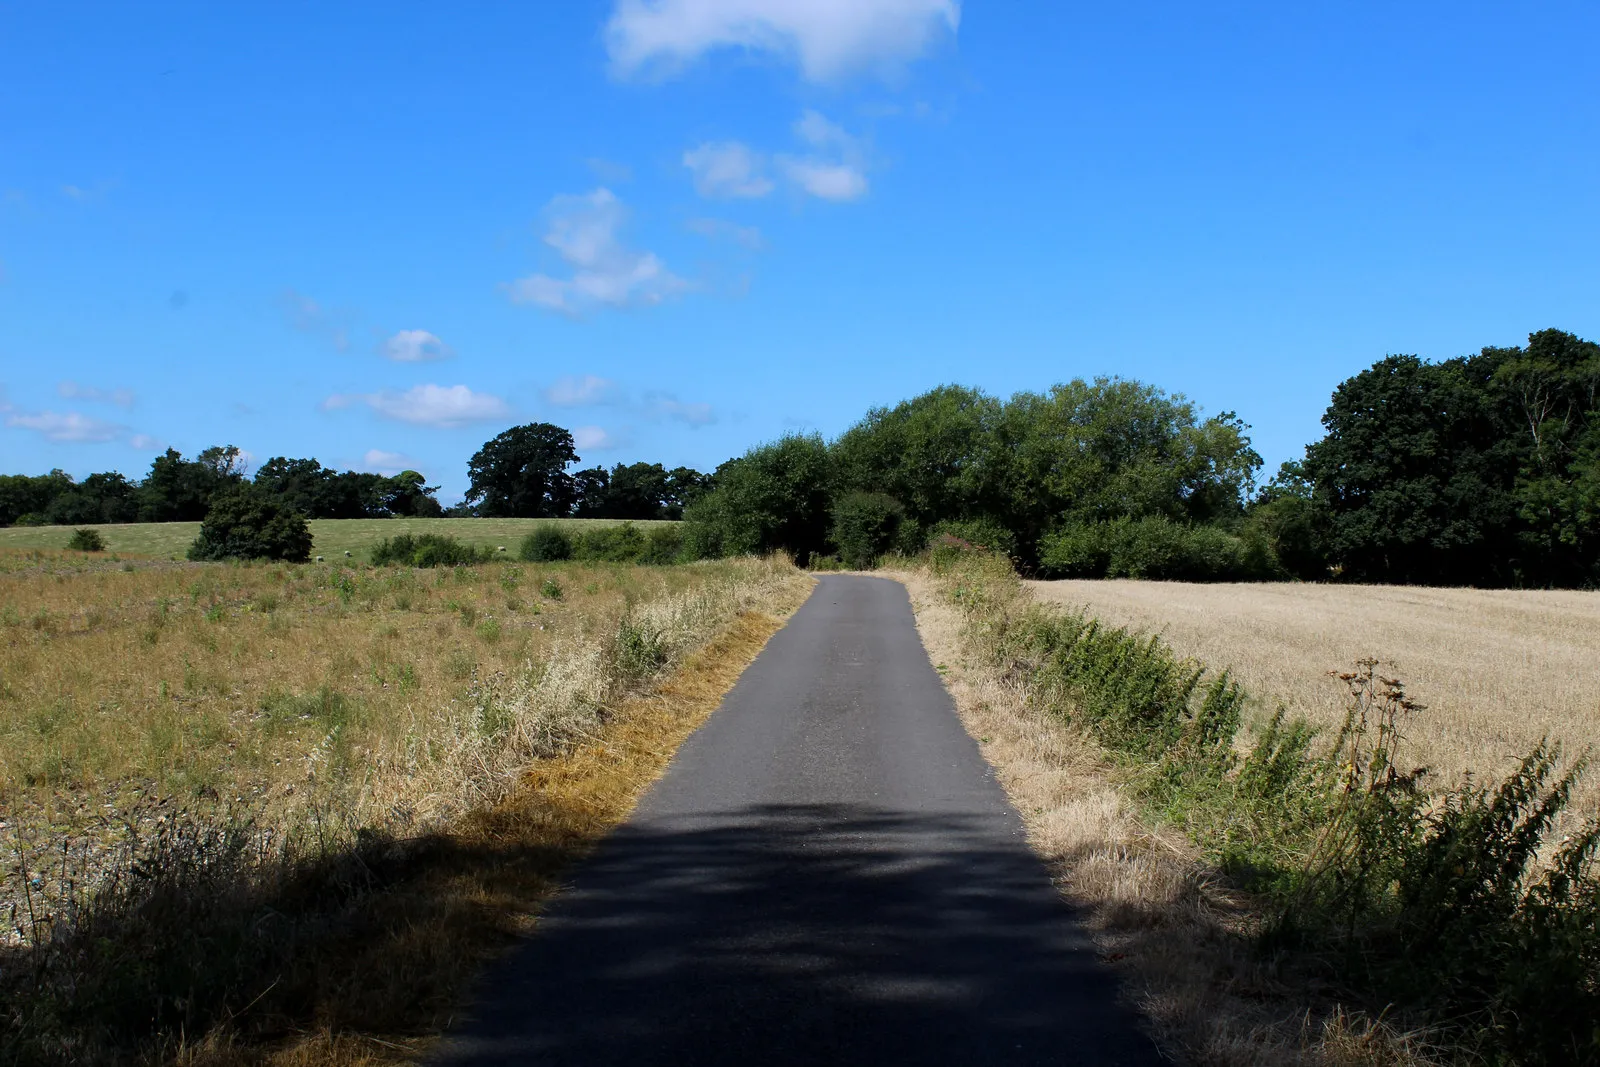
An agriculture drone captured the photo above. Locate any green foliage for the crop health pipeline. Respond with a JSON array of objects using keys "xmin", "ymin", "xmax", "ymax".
[
  {"xmin": 369, "ymin": 533, "xmax": 490, "ymax": 568},
  {"xmin": 681, "ymin": 433, "xmax": 831, "ymax": 562},
  {"xmin": 1038, "ymin": 515, "xmax": 1276, "ymax": 581},
  {"xmin": 519, "ymin": 523, "xmax": 573, "ymax": 562},
  {"xmin": 186, "ymin": 490, "xmax": 312, "ymax": 562},
  {"xmin": 67, "ymin": 528, "xmax": 106, "ymax": 552},
  {"xmin": 641, "ymin": 524, "xmax": 686, "ymax": 565},
  {"xmin": 572, "ymin": 461, "xmax": 710, "ymax": 520},
  {"xmin": 572, "ymin": 521, "xmax": 648, "ymax": 563},
  {"xmin": 463, "ymin": 423, "xmax": 580, "ymax": 518},
  {"xmin": 141, "ymin": 446, "xmax": 248, "ymax": 523},
  {"xmin": 830, "ymin": 492, "xmax": 909, "ymax": 568},
  {"xmin": 253, "ymin": 458, "xmax": 442, "ymax": 519}
]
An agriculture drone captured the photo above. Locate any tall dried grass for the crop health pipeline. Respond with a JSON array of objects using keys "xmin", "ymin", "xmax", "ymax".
[
  {"xmin": 1027, "ymin": 579, "xmax": 1600, "ymax": 818},
  {"xmin": 0, "ymin": 548, "xmax": 811, "ymax": 1064}
]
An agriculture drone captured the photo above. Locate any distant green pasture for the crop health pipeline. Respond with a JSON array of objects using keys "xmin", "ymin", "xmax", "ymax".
[{"xmin": 0, "ymin": 517, "xmax": 677, "ymax": 562}]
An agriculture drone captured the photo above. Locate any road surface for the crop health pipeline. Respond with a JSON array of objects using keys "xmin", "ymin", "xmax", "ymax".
[{"xmin": 434, "ymin": 574, "xmax": 1164, "ymax": 1065}]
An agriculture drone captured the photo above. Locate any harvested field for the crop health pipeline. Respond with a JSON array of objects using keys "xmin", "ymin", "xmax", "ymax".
[{"xmin": 1027, "ymin": 579, "xmax": 1600, "ymax": 817}]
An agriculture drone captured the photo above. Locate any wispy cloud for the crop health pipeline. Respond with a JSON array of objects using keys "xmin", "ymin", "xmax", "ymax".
[
  {"xmin": 379, "ymin": 329, "xmax": 454, "ymax": 363},
  {"xmin": 4, "ymin": 407, "xmax": 163, "ymax": 450},
  {"xmin": 323, "ymin": 384, "xmax": 509, "ymax": 428},
  {"xmin": 58, "ymin": 381, "xmax": 135, "ymax": 408},
  {"xmin": 573, "ymin": 425, "xmax": 624, "ymax": 451},
  {"xmin": 545, "ymin": 374, "xmax": 625, "ymax": 407},
  {"xmin": 646, "ymin": 391, "xmax": 717, "ymax": 426},
  {"xmin": 503, "ymin": 188, "xmax": 689, "ymax": 317},
  {"xmin": 362, "ymin": 448, "xmax": 418, "ymax": 474},
  {"xmin": 279, "ymin": 288, "xmax": 353, "ymax": 352},
  {"xmin": 686, "ymin": 216, "xmax": 765, "ymax": 249},
  {"xmin": 683, "ymin": 142, "xmax": 774, "ymax": 199},
  {"xmin": 778, "ymin": 110, "xmax": 870, "ymax": 200},
  {"xmin": 605, "ymin": 0, "xmax": 961, "ymax": 83},
  {"xmin": 587, "ymin": 157, "xmax": 634, "ymax": 184}
]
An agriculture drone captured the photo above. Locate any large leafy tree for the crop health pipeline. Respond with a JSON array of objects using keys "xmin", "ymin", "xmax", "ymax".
[
  {"xmin": 138, "ymin": 446, "xmax": 247, "ymax": 522},
  {"xmin": 682, "ymin": 434, "xmax": 831, "ymax": 561},
  {"xmin": 464, "ymin": 423, "xmax": 580, "ymax": 517}
]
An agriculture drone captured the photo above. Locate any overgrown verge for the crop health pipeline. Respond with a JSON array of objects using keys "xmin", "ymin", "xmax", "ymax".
[
  {"xmin": 2, "ymin": 555, "xmax": 810, "ymax": 1065},
  {"xmin": 913, "ymin": 547, "xmax": 1600, "ymax": 1065}
]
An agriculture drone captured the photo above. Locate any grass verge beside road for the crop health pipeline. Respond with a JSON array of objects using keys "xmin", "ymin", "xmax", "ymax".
[
  {"xmin": 0, "ymin": 517, "xmax": 677, "ymax": 563},
  {"xmin": 1, "ymin": 549, "xmax": 809, "ymax": 1065}
]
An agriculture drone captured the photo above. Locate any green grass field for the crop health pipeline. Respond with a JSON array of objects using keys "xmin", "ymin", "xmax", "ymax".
[{"xmin": 0, "ymin": 516, "xmax": 677, "ymax": 562}]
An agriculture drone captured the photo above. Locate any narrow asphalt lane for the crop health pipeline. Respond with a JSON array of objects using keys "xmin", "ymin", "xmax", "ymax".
[{"xmin": 433, "ymin": 574, "xmax": 1164, "ymax": 1065}]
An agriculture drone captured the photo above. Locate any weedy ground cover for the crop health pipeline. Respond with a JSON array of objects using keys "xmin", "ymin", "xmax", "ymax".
[
  {"xmin": 0, "ymin": 547, "xmax": 807, "ymax": 1065},
  {"xmin": 0, "ymin": 516, "xmax": 677, "ymax": 562},
  {"xmin": 911, "ymin": 551, "xmax": 1600, "ymax": 1066}
]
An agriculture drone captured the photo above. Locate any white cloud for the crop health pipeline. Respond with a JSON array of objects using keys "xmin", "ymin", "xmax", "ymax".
[
  {"xmin": 646, "ymin": 391, "xmax": 717, "ymax": 426},
  {"xmin": 58, "ymin": 381, "xmax": 136, "ymax": 408},
  {"xmin": 778, "ymin": 110, "xmax": 870, "ymax": 200},
  {"xmin": 605, "ymin": 0, "xmax": 960, "ymax": 83},
  {"xmin": 686, "ymin": 216, "xmax": 765, "ymax": 249},
  {"xmin": 379, "ymin": 329, "xmax": 454, "ymax": 363},
  {"xmin": 129, "ymin": 434, "xmax": 164, "ymax": 451},
  {"xmin": 587, "ymin": 157, "xmax": 634, "ymax": 184},
  {"xmin": 362, "ymin": 449, "xmax": 417, "ymax": 475},
  {"xmin": 323, "ymin": 384, "xmax": 510, "ymax": 428},
  {"xmin": 683, "ymin": 142, "xmax": 774, "ymax": 198},
  {"xmin": 545, "ymin": 374, "xmax": 624, "ymax": 407},
  {"xmin": 6, "ymin": 410, "xmax": 124, "ymax": 443},
  {"xmin": 503, "ymin": 188, "xmax": 689, "ymax": 316},
  {"xmin": 573, "ymin": 425, "xmax": 622, "ymax": 451}
]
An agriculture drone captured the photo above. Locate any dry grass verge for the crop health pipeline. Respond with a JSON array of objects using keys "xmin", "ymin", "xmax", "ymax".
[{"xmin": 891, "ymin": 568, "xmax": 1443, "ymax": 1066}]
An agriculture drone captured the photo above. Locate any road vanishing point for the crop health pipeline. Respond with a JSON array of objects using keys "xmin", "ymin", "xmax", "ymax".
[{"xmin": 434, "ymin": 574, "xmax": 1165, "ymax": 1066}]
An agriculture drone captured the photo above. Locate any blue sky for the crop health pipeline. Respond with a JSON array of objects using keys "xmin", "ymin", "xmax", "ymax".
[{"xmin": 2, "ymin": 1, "xmax": 1596, "ymax": 502}]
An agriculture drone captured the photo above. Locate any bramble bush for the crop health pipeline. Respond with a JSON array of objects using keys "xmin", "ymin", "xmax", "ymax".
[
  {"xmin": 519, "ymin": 523, "xmax": 573, "ymax": 562},
  {"xmin": 66, "ymin": 528, "xmax": 105, "ymax": 552},
  {"xmin": 369, "ymin": 533, "xmax": 490, "ymax": 568},
  {"xmin": 187, "ymin": 490, "xmax": 312, "ymax": 563}
]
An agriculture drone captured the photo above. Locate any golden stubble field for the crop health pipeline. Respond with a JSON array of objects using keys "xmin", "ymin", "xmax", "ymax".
[{"xmin": 1027, "ymin": 578, "xmax": 1600, "ymax": 816}]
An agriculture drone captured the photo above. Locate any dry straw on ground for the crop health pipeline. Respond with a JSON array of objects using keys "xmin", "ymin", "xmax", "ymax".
[
  {"xmin": 894, "ymin": 570, "xmax": 1443, "ymax": 1066},
  {"xmin": 1026, "ymin": 579, "xmax": 1600, "ymax": 820}
]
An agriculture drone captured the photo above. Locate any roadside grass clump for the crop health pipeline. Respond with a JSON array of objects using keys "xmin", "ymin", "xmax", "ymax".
[
  {"xmin": 66, "ymin": 528, "xmax": 105, "ymax": 552},
  {"xmin": 0, "ymin": 549, "xmax": 808, "ymax": 1065},
  {"xmin": 370, "ymin": 532, "xmax": 491, "ymax": 568},
  {"xmin": 929, "ymin": 544, "xmax": 1600, "ymax": 1065}
]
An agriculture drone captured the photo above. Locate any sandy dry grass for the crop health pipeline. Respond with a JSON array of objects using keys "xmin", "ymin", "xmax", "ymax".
[
  {"xmin": 0, "ymin": 517, "xmax": 675, "ymax": 562},
  {"xmin": 1027, "ymin": 579, "xmax": 1600, "ymax": 820},
  {"xmin": 894, "ymin": 570, "xmax": 1443, "ymax": 1066}
]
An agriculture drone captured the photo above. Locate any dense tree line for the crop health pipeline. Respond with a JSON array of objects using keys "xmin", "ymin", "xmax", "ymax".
[{"xmin": 0, "ymin": 447, "xmax": 444, "ymax": 528}]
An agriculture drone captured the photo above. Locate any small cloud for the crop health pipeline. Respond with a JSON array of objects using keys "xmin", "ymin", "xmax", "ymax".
[
  {"xmin": 545, "ymin": 374, "xmax": 624, "ymax": 407},
  {"xmin": 587, "ymin": 157, "xmax": 634, "ymax": 184},
  {"xmin": 279, "ymin": 288, "xmax": 352, "ymax": 352},
  {"xmin": 503, "ymin": 188, "xmax": 689, "ymax": 317},
  {"xmin": 604, "ymin": 0, "xmax": 961, "ymax": 83},
  {"xmin": 129, "ymin": 434, "xmax": 165, "ymax": 451},
  {"xmin": 646, "ymin": 391, "xmax": 716, "ymax": 426},
  {"xmin": 573, "ymin": 425, "xmax": 623, "ymax": 451},
  {"xmin": 57, "ymin": 381, "xmax": 135, "ymax": 409},
  {"xmin": 683, "ymin": 142, "xmax": 774, "ymax": 199},
  {"xmin": 6, "ymin": 410, "xmax": 124, "ymax": 443},
  {"xmin": 362, "ymin": 448, "xmax": 417, "ymax": 475},
  {"xmin": 686, "ymin": 216, "xmax": 765, "ymax": 249},
  {"xmin": 778, "ymin": 110, "xmax": 869, "ymax": 200},
  {"xmin": 379, "ymin": 328, "xmax": 454, "ymax": 363},
  {"xmin": 323, "ymin": 384, "xmax": 510, "ymax": 428}
]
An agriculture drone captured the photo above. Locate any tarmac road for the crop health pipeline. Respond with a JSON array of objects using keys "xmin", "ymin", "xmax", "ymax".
[{"xmin": 433, "ymin": 574, "xmax": 1165, "ymax": 1066}]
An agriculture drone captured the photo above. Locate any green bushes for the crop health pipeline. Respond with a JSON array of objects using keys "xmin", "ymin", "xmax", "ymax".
[
  {"xmin": 370, "ymin": 533, "xmax": 490, "ymax": 567},
  {"xmin": 1038, "ymin": 515, "xmax": 1278, "ymax": 581},
  {"xmin": 941, "ymin": 553, "xmax": 1600, "ymax": 1062},
  {"xmin": 830, "ymin": 492, "xmax": 916, "ymax": 568},
  {"xmin": 519, "ymin": 523, "xmax": 572, "ymax": 562},
  {"xmin": 67, "ymin": 528, "xmax": 105, "ymax": 552},
  {"xmin": 187, "ymin": 490, "xmax": 312, "ymax": 563}
]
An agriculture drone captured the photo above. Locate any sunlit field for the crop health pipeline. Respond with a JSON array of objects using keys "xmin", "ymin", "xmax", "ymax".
[
  {"xmin": 1027, "ymin": 579, "xmax": 1600, "ymax": 816},
  {"xmin": 0, "ymin": 516, "xmax": 677, "ymax": 562}
]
